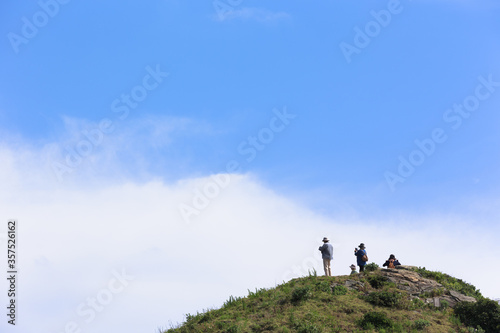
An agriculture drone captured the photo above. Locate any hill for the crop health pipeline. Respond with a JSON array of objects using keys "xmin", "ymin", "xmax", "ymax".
[{"xmin": 163, "ymin": 265, "xmax": 500, "ymax": 332}]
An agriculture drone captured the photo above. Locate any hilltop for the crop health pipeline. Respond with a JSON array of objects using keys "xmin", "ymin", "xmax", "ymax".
[{"xmin": 164, "ymin": 265, "xmax": 500, "ymax": 332}]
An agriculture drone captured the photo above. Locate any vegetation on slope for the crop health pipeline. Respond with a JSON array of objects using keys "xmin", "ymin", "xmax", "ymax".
[
  {"xmin": 413, "ymin": 267, "xmax": 483, "ymax": 299},
  {"xmin": 163, "ymin": 267, "xmax": 500, "ymax": 332}
]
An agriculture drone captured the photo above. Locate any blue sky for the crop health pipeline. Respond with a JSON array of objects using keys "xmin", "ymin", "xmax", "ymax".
[{"xmin": 1, "ymin": 1, "xmax": 500, "ymax": 332}]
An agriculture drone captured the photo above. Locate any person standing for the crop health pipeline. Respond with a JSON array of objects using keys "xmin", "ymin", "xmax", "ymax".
[
  {"xmin": 354, "ymin": 243, "xmax": 368, "ymax": 272},
  {"xmin": 318, "ymin": 237, "xmax": 334, "ymax": 276}
]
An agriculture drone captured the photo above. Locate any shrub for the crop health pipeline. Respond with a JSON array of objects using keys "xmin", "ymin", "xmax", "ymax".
[
  {"xmin": 411, "ymin": 298, "xmax": 426, "ymax": 309},
  {"xmin": 367, "ymin": 275, "xmax": 390, "ymax": 289},
  {"xmin": 413, "ymin": 319, "xmax": 431, "ymax": 330},
  {"xmin": 364, "ymin": 262, "xmax": 379, "ymax": 272},
  {"xmin": 315, "ymin": 280, "xmax": 331, "ymax": 292},
  {"xmin": 197, "ymin": 311, "xmax": 215, "ymax": 324},
  {"xmin": 223, "ymin": 295, "xmax": 241, "ymax": 309},
  {"xmin": 184, "ymin": 313, "xmax": 196, "ymax": 323},
  {"xmin": 281, "ymin": 283, "xmax": 292, "ymax": 294},
  {"xmin": 454, "ymin": 298, "xmax": 500, "ymax": 332},
  {"xmin": 291, "ymin": 286, "xmax": 312, "ymax": 304},
  {"xmin": 359, "ymin": 311, "xmax": 393, "ymax": 330},
  {"xmin": 331, "ymin": 285, "xmax": 348, "ymax": 296},
  {"xmin": 248, "ymin": 288, "xmax": 268, "ymax": 299},
  {"xmin": 365, "ymin": 291, "xmax": 402, "ymax": 308}
]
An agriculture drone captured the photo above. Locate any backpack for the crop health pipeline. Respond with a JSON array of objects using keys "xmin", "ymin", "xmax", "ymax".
[
  {"xmin": 361, "ymin": 251, "xmax": 368, "ymax": 262},
  {"xmin": 388, "ymin": 259, "xmax": 395, "ymax": 269}
]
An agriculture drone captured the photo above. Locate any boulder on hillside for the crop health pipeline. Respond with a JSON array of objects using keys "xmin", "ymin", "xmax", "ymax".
[
  {"xmin": 449, "ymin": 290, "xmax": 477, "ymax": 303},
  {"xmin": 344, "ymin": 280, "xmax": 365, "ymax": 291},
  {"xmin": 376, "ymin": 268, "xmax": 476, "ymax": 308},
  {"xmin": 379, "ymin": 267, "xmax": 442, "ymax": 295},
  {"xmin": 395, "ymin": 265, "xmax": 419, "ymax": 270}
]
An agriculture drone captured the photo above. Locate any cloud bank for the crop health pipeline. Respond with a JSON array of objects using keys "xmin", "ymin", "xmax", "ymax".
[{"xmin": 0, "ymin": 130, "xmax": 499, "ymax": 333}]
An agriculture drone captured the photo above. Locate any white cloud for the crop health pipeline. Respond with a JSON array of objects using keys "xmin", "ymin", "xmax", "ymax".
[
  {"xmin": 0, "ymin": 136, "xmax": 499, "ymax": 332},
  {"xmin": 18, "ymin": 114, "xmax": 216, "ymax": 185}
]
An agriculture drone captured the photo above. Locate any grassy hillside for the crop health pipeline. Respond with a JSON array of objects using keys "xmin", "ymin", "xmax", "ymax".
[{"xmin": 163, "ymin": 266, "xmax": 500, "ymax": 332}]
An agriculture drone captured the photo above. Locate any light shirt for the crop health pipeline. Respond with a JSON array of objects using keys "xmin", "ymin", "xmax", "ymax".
[{"xmin": 318, "ymin": 242, "xmax": 334, "ymax": 260}]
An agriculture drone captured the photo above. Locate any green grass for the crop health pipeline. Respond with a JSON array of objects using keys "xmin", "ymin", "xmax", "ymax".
[
  {"xmin": 358, "ymin": 311, "xmax": 393, "ymax": 330},
  {"xmin": 414, "ymin": 267, "xmax": 482, "ymax": 299},
  {"xmin": 163, "ymin": 269, "xmax": 489, "ymax": 333},
  {"xmin": 364, "ymin": 291, "xmax": 402, "ymax": 308}
]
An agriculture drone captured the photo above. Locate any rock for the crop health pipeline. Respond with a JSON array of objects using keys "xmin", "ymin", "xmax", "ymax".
[
  {"xmin": 378, "ymin": 268, "xmax": 443, "ymax": 295},
  {"xmin": 344, "ymin": 280, "xmax": 365, "ymax": 291},
  {"xmin": 439, "ymin": 295, "xmax": 458, "ymax": 308},
  {"xmin": 449, "ymin": 290, "xmax": 477, "ymax": 303},
  {"xmin": 395, "ymin": 265, "xmax": 419, "ymax": 270},
  {"xmin": 375, "ymin": 269, "xmax": 477, "ymax": 308}
]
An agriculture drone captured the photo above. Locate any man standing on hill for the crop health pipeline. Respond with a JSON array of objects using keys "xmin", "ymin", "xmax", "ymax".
[{"xmin": 318, "ymin": 237, "xmax": 334, "ymax": 276}]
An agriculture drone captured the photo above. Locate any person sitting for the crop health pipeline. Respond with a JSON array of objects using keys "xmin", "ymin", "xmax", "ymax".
[
  {"xmin": 349, "ymin": 264, "xmax": 358, "ymax": 275},
  {"xmin": 382, "ymin": 254, "xmax": 401, "ymax": 269}
]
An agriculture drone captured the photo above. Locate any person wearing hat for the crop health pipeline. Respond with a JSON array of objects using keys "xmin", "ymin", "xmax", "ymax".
[
  {"xmin": 318, "ymin": 237, "xmax": 334, "ymax": 276},
  {"xmin": 354, "ymin": 243, "xmax": 368, "ymax": 272},
  {"xmin": 382, "ymin": 254, "xmax": 401, "ymax": 269},
  {"xmin": 349, "ymin": 264, "xmax": 358, "ymax": 275}
]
